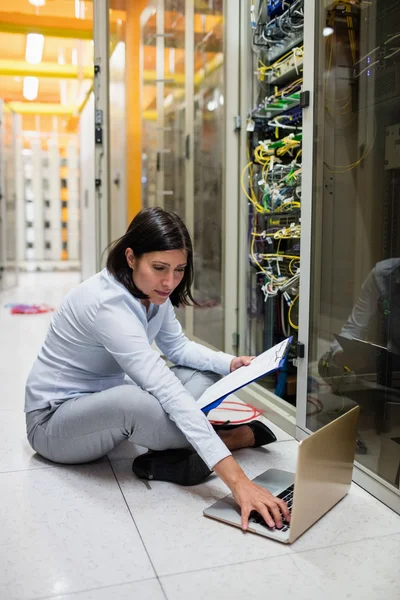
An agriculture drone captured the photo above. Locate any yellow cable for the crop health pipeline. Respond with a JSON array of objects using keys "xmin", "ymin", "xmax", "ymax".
[
  {"xmin": 325, "ymin": 95, "xmax": 352, "ymax": 114},
  {"xmin": 326, "ymin": 120, "xmax": 377, "ymax": 173},
  {"xmin": 275, "ymin": 201, "xmax": 301, "ymax": 211},
  {"xmin": 258, "ymin": 47, "xmax": 304, "ymax": 79},
  {"xmin": 241, "ymin": 161, "xmax": 265, "ymax": 212},
  {"xmin": 261, "ymin": 160, "xmax": 270, "ymax": 185},
  {"xmin": 277, "ymin": 140, "xmax": 301, "ymax": 157},
  {"xmin": 294, "ymin": 149, "xmax": 302, "ymax": 162},
  {"xmin": 288, "ymin": 294, "xmax": 299, "ymax": 330},
  {"xmin": 260, "ymin": 254, "xmax": 300, "ymax": 260},
  {"xmin": 289, "ymin": 258, "xmax": 300, "ymax": 275},
  {"xmin": 251, "ymin": 227, "xmax": 266, "ymax": 273},
  {"xmin": 286, "ymin": 168, "xmax": 302, "ymax": 182},
  {"xmin": 275, "ymin": 78, "xmax": 303, "ymax": 98}
]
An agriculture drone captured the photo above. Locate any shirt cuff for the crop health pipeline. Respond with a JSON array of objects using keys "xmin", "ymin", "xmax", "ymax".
[
  {"xmin": 199, "ymin": 434, "xmax": 232, "ymax": 470},
  {"xmin": 212, "ymin": 352, "xmax": 235, "ymax": 376}
]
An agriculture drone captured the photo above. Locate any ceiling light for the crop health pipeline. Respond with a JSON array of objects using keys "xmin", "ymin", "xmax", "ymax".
[
  {"xmin": 25, "ymin": 33, "xmax": 44, "ymax": 65},
  {"xmin": 58, "ymin": 50, "xmax": 66, "ymax": 65},
  {"xmin": 59, "ymin": 81, "xmax": 68, "ymax": 106},
  {"xmin": 75, "ymin": 0, "xmax": 83, "ymax": 19},
  {"xmin": 29, "ymin": 0, "xmax": 46, "ymax": 6},
  {"xmin": 23, "ymin": 77, "xmax": 39, "ymax": 101},
  {"xmin": 323, "ymin": 27, "xmax": 334, "ymax": 37}
]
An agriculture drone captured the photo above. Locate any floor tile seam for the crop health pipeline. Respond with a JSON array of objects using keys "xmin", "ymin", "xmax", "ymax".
[
  {"xmin": 155, "ymin": 531, "xmax": 400, "ymax": 581},
  {"xmin": 0, "ymin": 465, "xmax": 60, "ymax": 475},
  {"xmin": 28, "ymin": 576, "xmax": 161, "ymax": 600},
  {"xmin": 282, "ymin": 529, "xmax": 400, "ymax": 559},
  {"xmin": 106, "ymin": 457, "xmax": 168, "ymax": 599},
  {"xmin": 0, "ymin": 461, "xmax": 109, "ymax": 475}
]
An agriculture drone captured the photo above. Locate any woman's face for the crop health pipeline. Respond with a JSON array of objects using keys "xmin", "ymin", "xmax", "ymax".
[{"xmin": 125, "ymin": 248, "xmax": 188, "ymax": 305}]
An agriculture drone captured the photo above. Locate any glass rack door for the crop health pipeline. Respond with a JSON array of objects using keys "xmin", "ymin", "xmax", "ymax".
[
  {"xmin": 109, "ymin": 6, "xmax": 126, "ymax": 240},
  {"xmin": 141, "ymin": 5, "xmax": 158, "ymax": 209},
  {"xmin": 139, "ymin": 1, "xmax": 238, "ymax": 347},
  {"xmin": 162, "ymin": 0, "xmax": 186, "ymax": 221},
  {"xmin": 301, "ymin": 0, "xmax": 400, "ymax": 512},
  {"xmin": 0, "ymin": 103, "xmax": 18, "ymax": 291},
  {"xmin": 141, "ymin": 0, "xmax": 187, "ymax": 326},
  {"xmin": 192, "ymin": 1, "xmax": 225, "ymax": 350}
]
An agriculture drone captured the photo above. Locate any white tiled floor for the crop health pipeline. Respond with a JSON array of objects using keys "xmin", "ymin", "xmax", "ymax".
[{"xmin": 1, "ymin": 272, "xmax": 400, "ymax": 600}]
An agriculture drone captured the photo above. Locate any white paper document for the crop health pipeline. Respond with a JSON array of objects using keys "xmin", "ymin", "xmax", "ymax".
[{"xmin": 198, "ymin": 338, "xmax": 292, "ymax": 412}]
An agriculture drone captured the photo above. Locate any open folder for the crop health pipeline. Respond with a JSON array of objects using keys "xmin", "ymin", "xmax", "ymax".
[{"xmin": 198, "ymin": 337, "xmax": 292, "ymax": 413}]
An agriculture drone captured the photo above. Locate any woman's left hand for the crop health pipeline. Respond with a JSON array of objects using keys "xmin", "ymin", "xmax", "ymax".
[{"xmin": 230, "ymin": 356, "xmax": 255, "ymax": 372}]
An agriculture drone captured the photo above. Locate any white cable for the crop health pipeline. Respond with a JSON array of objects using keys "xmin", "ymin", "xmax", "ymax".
[
  {"xmin": 353, "ymin": 46, "xmax": 380, "ymax": 66},
  {"xmin": 267, "ymin": 118, "xmax": 299, "ymax": 130},
  {"xmin": 385, "ymin": 47, "xmax": 400, "ymax": 60},
  {"xmin": 384, "ymin": 33, "xmax": 400, "ymax": 45},
  {"xmin": 354, "ymin": 59, "xmax": 380, "ymax": 78}
]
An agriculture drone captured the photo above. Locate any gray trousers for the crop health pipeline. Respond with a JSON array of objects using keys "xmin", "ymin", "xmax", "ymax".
[{"xmin": 26, "ymin": 366, "xmax": 219, "ymax": 465}]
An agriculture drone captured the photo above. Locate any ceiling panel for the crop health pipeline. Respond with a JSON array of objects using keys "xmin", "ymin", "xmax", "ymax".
[
  {"xmin": 0, "ymin": 0, "xmax": 93, "ymax": 19},
  {"xmin": 0, "ymin": 32, "xmax": 93, "ymax": 63}
]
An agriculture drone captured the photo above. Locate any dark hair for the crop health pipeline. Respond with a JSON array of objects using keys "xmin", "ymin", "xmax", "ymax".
[{"xmin": 106, "ymin": 207, "xmax": 196, "ymax": 307}]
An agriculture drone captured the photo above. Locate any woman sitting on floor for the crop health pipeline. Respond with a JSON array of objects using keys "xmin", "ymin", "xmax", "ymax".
[{"xmin": 25, "ymin": 207, "xmax": 289, "ymax": 531}]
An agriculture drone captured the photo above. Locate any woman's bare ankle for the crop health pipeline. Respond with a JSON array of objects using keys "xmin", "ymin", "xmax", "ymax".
[{"xmin": 216, "ymin": 426, "xmax": 255, "ymax": 451}]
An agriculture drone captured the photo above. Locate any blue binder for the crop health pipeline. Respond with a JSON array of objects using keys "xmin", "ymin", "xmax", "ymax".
[{"xmin": 200, "ymin": 337, "xmax": 293, "ymax": 414}]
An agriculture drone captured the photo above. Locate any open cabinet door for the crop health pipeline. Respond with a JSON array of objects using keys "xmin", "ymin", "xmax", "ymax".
[
  {"xmin": 297, "ymin": 0, "xmax": 400, "ymax": 515},
  {"xmin": 0, "ymin": 101, "xmax": 18, "ymax": 291},
  {"xmin": 79, "ymin": 94, "xmax": 96, "ymax": 282},
  {"xmin": 93, "ymin": 0, "xmax": 111, "ymax": 271}
]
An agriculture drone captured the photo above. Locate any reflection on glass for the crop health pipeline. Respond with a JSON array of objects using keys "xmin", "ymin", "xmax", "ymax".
[
  {"xmin": 193, "ymin": 2, "xmax": 224, "ymax": 349},
  {"xmin": 163, "ymin": 2, "xmax": 186, "ymax": 221},
  {"xmin": 141, "ymin": 2, "xmax": 186, "ymax": 326},
  {"xmin": 163, "ymin": 2, "xmax": 186, "ymax": 327},
  {"xmin": 141, "ymin": 11, "xmax": 158, "ymax": 208},
  {"xmin": 163, "ymin": 2, "xmax": 186, "ymax": 326},
  {"xmin": 308, "ymin": 0, "xmax": 400, "ymax": 491},
  {"xmin": 109, "ymin": 11, "xmax": 127, "ymax": 240},
  {"xmin": 0, "ymin": 107, "xmax": 18, "ymax": 290}
]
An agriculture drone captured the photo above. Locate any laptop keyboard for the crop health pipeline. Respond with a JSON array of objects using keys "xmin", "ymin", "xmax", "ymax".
[{"xmin": 249, "ymin": 484, "xmax": 294, "ymax": 533}]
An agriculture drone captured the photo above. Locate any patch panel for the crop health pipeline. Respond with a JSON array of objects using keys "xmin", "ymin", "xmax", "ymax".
[
  {"xmin": 267, "ymin": 48, "xmax": 304, "ymax": 85},
  {"xmin": 264, "ymin": 92, "xmax": 302, "ymax": 118},
  {"xmin": 279, "ymin": 106, "xmax": 302, "ymax": 126},
  {"xmin": 264, "ymin": 32, "xmax": 304, "ymax": 64}
]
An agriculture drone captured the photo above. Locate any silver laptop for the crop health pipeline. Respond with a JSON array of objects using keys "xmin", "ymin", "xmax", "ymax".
[{"xmin": 204, "ymin": 406, "xmax": 360, "ymax": 544}]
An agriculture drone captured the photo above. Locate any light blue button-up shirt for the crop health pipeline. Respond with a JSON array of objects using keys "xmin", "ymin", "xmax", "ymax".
[{"xmin": 25, "ymin": 269, "xmax": 234, "ymax": 468}]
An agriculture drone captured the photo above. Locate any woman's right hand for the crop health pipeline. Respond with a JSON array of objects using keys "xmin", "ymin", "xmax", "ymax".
[
  {"xmin": 231, "ymin": 477, "xmax": 290, "ymax": 530},
  {"xmin": 213, "ymin": 456, "xmax": 290, "ymax": 530}
]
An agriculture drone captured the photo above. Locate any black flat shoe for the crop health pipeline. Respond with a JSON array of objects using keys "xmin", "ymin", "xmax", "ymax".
[
  {"xmin": 213, "ymin": 420, "xmax": 277, "ymax": 447},
  {"xmin": 132, "ymin": 448, "xmax": 212, "ymax": 486}
]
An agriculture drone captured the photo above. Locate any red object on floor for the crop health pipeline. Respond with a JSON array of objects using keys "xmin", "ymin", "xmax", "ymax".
[
  {"xmin": 9, "ymin": 304, "xmax": 54, "ymax": 315},
  {"xmin": 209, "ymin": 400, "xmax": 262, "ymax": 425}
]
